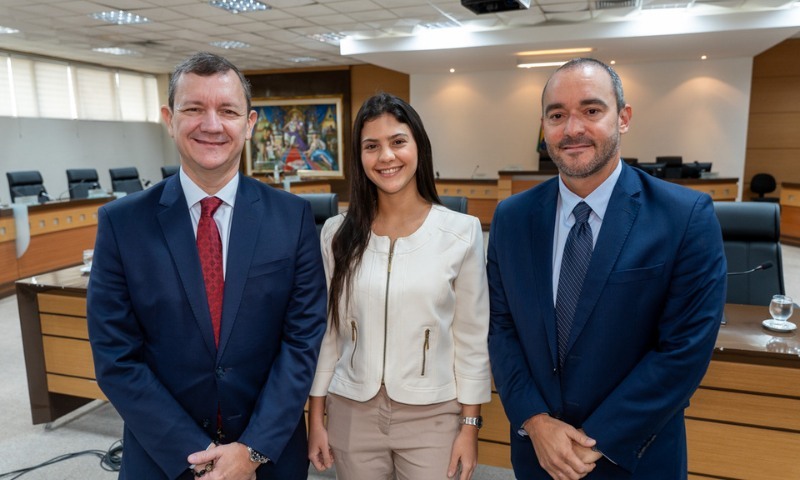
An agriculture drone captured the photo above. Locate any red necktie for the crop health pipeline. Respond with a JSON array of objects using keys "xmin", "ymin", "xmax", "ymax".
[{"xmin": 197, "ymin": 196, "xmax": 224, "ymax": 347}]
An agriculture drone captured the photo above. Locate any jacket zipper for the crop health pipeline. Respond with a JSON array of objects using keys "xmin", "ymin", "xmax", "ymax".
[
  {"xmin": 381, "ymin": 240, "xmax": 396, "ymax": 384},
  {"xmin": 421, "ymin": 328, "xmax": 430, "ymax": 376},
  {"xmin": 350, "ymin": 320, "xmax": 358, "ymax": 370}
]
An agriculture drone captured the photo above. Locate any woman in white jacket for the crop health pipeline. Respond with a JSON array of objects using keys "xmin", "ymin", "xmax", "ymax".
[{"xmin": 307, "ymin": 93, "xmax": 491, "ymax": 480}]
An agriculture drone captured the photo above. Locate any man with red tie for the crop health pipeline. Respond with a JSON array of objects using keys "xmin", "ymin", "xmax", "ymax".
[{"xmin": 87, "ymin": 52, "xmax": 326, "ymax": 480}]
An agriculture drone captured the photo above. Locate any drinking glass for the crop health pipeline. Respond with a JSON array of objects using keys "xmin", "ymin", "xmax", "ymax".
[
  {"xmin": 768, "ymin": 294, "xmax": 794, "ymax": 328},
  {"xmin": 82, "ymin": 249, "xmax": 94, "ymax": 270}
]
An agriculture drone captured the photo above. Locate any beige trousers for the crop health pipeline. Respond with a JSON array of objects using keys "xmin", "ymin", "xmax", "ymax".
[{"xmin": 326, "ymin": 386, "xmax": 461, "ymax": 480}]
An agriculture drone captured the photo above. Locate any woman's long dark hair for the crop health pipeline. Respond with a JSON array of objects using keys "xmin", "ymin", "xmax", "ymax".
[{"xmin": 327, "ymin": 92, "xmax": 441, "ymax": 330}]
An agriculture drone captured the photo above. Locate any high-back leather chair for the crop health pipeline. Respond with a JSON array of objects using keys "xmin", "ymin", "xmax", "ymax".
[
  {"xmin": 109, "ymin": 167, "xmax": 143, "ymax": 194},
  {"xmin": 296, "ymin": 193, "xmax": 339, "ymax": 237},
  {"xmin": 7, "ymin": 170, "xmax": 48, "ymax": 203},
  {"xmin": 161, "ymin": 165, "xmax": 179, "ymax": 179},
  {"xmin": 714, "ymin": 201, "xmax": 784, "ymax": 306},
  {"xmin": 440, "ymin": 195, "xmax": 468, "ymax": 214},
  {"xmin": 66, "ymin": 168, "xmax": 100, "ymax": 199},
  {"xmin": 750, "ymin": 173, "xmax": 779, "ymax": 203}
]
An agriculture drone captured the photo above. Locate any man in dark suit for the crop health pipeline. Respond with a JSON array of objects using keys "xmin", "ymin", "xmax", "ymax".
[
  {"xmin": 87, "ymin": 52, "xmax": 327, "ymax": 480},
  {"xmin": 487, "ymin": 58, "xmax": 726, "ymax": 479}
]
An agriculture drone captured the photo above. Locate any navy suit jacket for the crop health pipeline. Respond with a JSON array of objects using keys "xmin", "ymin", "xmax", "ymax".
[
  {"xmin": 487, "ymin": 163, "xmax": 726, "ymax": 479},
  {"xmin": 87, "ymin": 174, "xmax": 327, "ymax": 479}
]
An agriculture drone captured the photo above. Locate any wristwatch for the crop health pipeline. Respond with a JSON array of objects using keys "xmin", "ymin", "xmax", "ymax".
[
  {"xmin": 247, "ymin": 446, "xmax": 270, "ymax": 464},
  {"xmin": 460, "ymin": 415, "xmax": 483, "ymax": 429}
]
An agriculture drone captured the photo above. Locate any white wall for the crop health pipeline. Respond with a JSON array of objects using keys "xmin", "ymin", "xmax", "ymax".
[
  {"xmin": 411, "ymin": 57, "xmax": 753, "ymax": 188},
  {"xmin": 0, "ymin": 117, "xmax": 177, "ymax": 204}
]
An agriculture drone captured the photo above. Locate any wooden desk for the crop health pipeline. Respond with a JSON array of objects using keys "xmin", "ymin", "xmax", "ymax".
[
  {"xmin": 250, "ymin": 173, "xmax": 332, "ymax": 194},
  {"xmin": 16, "ymin": 272, "xmax": 799, "ymax": 477},
  {"xmin": 780, "ymin": 182, "xmax": 800, "ymax": 246},
  {"xmin": 686, "ymin": 303, "xmax": 800, "ymax": 480},
  {"xmin": 480, "ymin": 304, "xmax": 800, "ymax": 474},
  {"xmin": 498, "ymin": 170, "xmax": 739, "ymax": 202},
  {"xmin": 16, "ymin": 266, "xmax": 101, "ymax": 425},
  {"xmin": 435, "ymin": 179, "xmax": 499, "ymax": 229},
  {"xmin": 0, "ymin": 197, "xmax": 110, "ymax": 297}
]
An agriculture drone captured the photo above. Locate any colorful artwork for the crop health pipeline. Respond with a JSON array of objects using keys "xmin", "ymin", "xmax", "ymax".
[{"xmin": 246, "ymin": 96, "xmax": 343, "ymax": 178}]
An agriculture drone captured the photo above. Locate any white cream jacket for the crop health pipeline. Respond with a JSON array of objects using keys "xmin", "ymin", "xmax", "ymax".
[{"xmin": 309, "ymin": 204, "xmax": 492, "ymax": 406}]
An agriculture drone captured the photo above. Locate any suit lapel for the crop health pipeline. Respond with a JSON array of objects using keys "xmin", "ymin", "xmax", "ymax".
[
  {"xmin": 565, "ymin": 165, "xmax": 642, "ymax": 355},
  {"xmin": 157, "ymin": 175, "xmax": 217, "ymax": 356},
  {"xmin": 529, "ymin": 181, "xmax": 559, "ymax": 368},
  {"xmin": 217, "ymin": 177, "xmax": 263, "ymax": 359}
]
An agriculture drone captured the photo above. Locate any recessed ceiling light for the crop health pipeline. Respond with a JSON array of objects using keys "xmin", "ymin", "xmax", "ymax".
[
  {"xmin": 0, "ymin": 26, "xmax": 20, "ymax": 34},
  {"xmin": 517, "ymin": 61, "xmax": 568, "ymax": 69},
  {"xmin": 610, "ymin": 60, "xmax": 616, "ymax": 65},
  {"xmin": 449, "ymin": 68, "xmax": 455, "ymax": 73},
  {"xmin": 307, "ymin": 33, "xmax": 345, "ymax": 45},
  {"xmin": 420, "ymin": 21, "xmax": 461, "ymax": 30},
  {"xmin": 209, "ymin": 0, "xmax": 270, "ymax": 14},
  {"xmin": 210, "ymin": 40, "xmax": 250, "ymax": 49},
  {"xmin": 701, "ymin": 55, "xmax": 707, "ymax": 60},
  {"xmin": 93, "ymin": 47, "xmax": 140, "ymax": 56},
  {"xmin": 89, "ymin": 11, "xmax": 151, "ymax": 25},
  {"xmin": 516, "ymin": 48, "xmax": 593, "ymax": 56},
  {"xmin": 288, "ymin": 56, "xmax": 317, "ymax": 63}
]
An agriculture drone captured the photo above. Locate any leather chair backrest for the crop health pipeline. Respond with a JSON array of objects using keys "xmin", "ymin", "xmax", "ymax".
[
  {"xmin": 109, "ymin": 167, "xmax": 143, "ymax": 194},
  {"xmin": 714, "ymin": 201, "xmax": 784, "ymax": 306},
  {"xmin": 161, "ymin": 165, "xmax": 179, "ymax": 179},
  {"xmin": 7, "ymin": 170, "xmax": 47, "ymax": 202},
  {"xmin": 66, "ymin": 168, "xmax": 100, "ymax": 200},
  {"xmin": 296, "ymin": 193, "xmax": 339, "ymax": 237},
  {"xmin": 440, "ymin": 195, "xmax": 468, "ymax": 214}
]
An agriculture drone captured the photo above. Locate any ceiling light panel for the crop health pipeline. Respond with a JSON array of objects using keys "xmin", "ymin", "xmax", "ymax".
[
  {"xmin": 210, "ymin": 40, "xmax": 251, "ymax": 49},
  {"xmin": 89, "ymin": 11, "xmax": 151, "ymax": 25},
  {"xmin": 209, "ymin": 0, "xmax": 271, "ymax": 14},
  {"xmin": 0, "ymin": 26, "xmax": 20, "ymax": 34},
  {"xmin": 93, "ymin": 47, "xmax": 140, "ymax": 56}
]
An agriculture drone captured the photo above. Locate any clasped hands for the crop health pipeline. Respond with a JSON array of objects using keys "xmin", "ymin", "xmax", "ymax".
[
  {"xmin": 525, "ymin": 414, "xmax": 602, "ymax": 480},
  {"xmin": 188, "ymin": 442, "xmax": 258, "ymax": 480}
]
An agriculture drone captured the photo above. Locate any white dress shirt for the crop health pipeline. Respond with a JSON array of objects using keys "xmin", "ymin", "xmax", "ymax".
[
  {"xmin": 179, "ymin": 167, "xmax": 238, "ymax": 278},
  {"xmin": 552, "ymin": 159, "xmax": 622, "ymax": 303}
]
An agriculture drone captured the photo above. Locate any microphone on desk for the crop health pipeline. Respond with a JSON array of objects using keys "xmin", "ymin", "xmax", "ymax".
[
  {"xmin": 722, "ymin": 261, "xmax": 774, "ymax": 325},
  {"xmin": 471, "ymin": 164, "xmax": 480, "ymax": 179},
  {"xmin": 435, "ymin": 171, "xmax": 440, "ymax": 179},
  {"xmin": 10, "ymin": 186, "xmax": 50, "ymax": 204},
  {"xmin": 57, "ymin": 180, "xmax": 101, "ymax": 200},
  {"xmin": 727, "ymin": 261, "xmax": 773, "ymax": 276}
]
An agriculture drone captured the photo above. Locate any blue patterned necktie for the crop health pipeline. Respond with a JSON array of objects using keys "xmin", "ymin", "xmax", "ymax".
[{"xmin": 556, "ymin": 201, "xmax": 593, "ymax": 367}]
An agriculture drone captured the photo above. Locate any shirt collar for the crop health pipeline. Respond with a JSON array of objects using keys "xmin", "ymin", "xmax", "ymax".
[
  {"xmin": 558, "ymin": 159, "xmax": 622, "ymax": 223},
  {"xmin": 179, "ymin": 167, "xmax": 239, "ymax": 209}
]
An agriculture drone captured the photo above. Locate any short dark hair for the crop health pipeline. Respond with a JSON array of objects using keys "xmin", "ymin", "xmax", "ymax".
[
  {"xmin": 543, "ymin": 57, "xmax": 625, "ymax": 112},
  {"xmin": 167, "ymin": 52, "xmax": 252, "ymax": 111}
]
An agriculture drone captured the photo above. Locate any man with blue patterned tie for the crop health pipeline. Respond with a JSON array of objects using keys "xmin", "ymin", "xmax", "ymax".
[{"xmin": 487, "ymin": 58, "xmax": 727, "ymax": 479}]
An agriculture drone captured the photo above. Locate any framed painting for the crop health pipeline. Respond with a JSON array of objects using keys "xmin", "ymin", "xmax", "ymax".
[{"xmin": 245, "ymin": 96, "xmax": 344, "ymax": 178}]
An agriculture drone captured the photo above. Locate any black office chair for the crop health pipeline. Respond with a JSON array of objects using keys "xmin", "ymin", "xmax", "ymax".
[
  {"xmin": 7, "ymin": 170, "xmax": 48, "ymax": 203},
  {"xmin": 161, "ymin": 165, "xmax": 180, "ymax": 179},
  {"xmin": 296, "ymin": 193, "xmax": 339, "ymax": 236},
  {"xmin": 750, "ymin": 173, "xmax": 779, "ymax": 203},
  {"xmin": 714, "ymin": 201, "xmax": 784, "ymax": 306},
  {"xmin": 440, "ymin": 195, "xmax": 468, "ymax": 214},
  {"xmin": 66, "ymin": 168, "xmax": 101, "ymax": 200},
  {"xmin": 109, "ymin": 167, "xmax": 143, "ymax": 194}
]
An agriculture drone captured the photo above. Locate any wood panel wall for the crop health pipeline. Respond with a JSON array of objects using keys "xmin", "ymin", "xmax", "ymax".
[
  {"xmin": 243, "ymin": 64, "xmax": 409, "ymax": 202},
  {"xmin": 744, "ymin": 39, "xmax": 800, "ymax": 198}
]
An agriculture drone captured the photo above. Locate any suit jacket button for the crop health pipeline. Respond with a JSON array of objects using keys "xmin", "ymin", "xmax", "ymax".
[
  {"xmin": 216, "ymin": 367, "xmax": 224, "ymax": 378},
  {"xmin": 202, "ymin": 419, "xmax": 210, "ymax": 428}
]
